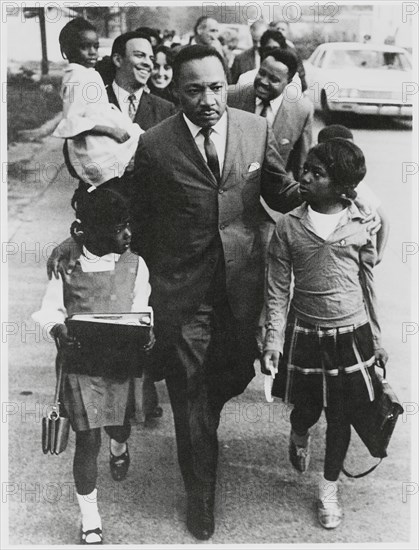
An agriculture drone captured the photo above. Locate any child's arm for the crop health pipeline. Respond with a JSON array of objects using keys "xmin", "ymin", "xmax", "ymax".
[
  {"xmin": 32, "ymin": 277, "xmax": 68, "ymax": 341},
  {"xmin": 375, "ymin": 206, "xmax": 390, "ymax": 265},
  {"xmin": 74, "ymin": 125, "xmax": 130, "ymax": 143},
  {"xmin": 262, "ymin": 220, "xmax": 292, "ymax": 373},
  {"xmin": 131, "ymin": 256, "xmax": 154, "ymax": 350},
  {"xmin": 359, "ymin": 239, "xmax": 388, "ymax": 367}
]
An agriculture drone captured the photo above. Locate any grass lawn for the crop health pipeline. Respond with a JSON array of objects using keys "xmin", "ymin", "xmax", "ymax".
[{"xmin": 7, "ymin": 73, "xmax": 62, "ymax": 143}]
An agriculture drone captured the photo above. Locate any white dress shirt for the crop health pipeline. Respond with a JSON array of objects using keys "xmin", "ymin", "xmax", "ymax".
[
  {"xmin": 32, "ymin": 247, "xmax": 151, "ymax": 332},
  {"xmin": 255, "ymin": 92, "xmax": 284, "ymax": 126},
  {"xmin": 111, "ymin": 81, "xmax": 146, "ymax": 119},
  {"xmin": 182, "ymin": 111, "xmax": 228, "ymax": 175}
]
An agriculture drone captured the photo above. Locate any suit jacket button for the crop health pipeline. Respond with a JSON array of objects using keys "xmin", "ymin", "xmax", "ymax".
[
  {"xmin": 218, "ymin": 189, "xmax": 224, "ymax": 194},
  {"xmin": 219, "ymin": 224, "xmax": 226, "ymax": 230}
]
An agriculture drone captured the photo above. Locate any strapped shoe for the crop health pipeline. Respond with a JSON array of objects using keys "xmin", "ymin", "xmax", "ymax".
[
  {"xmin": 80, "ymin": 527, "xmax": 103, "ymax": 545},
  {"xmin": 109, "ymin": 442, "xmax": 130, "ymax": 482},
  {"xmin": 289, "ymin": 431, "xmax": 311, "ymax": 473},
  {"xmin": 317, "ymin": 497, "xmax": 343, "ymax": 529}
]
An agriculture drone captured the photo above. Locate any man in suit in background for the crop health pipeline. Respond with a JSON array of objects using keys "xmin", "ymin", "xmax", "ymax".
[
  {"xmin": 132, "ymin": 45, "xmax": 301, "ymax": 541},
  {"xmin": 228, "ymin": 47, "xmax": 313, "ymax": 255},
  {"xmin": 230, "ymin": 20, "xmax": 267, "ymax": 84},
  {"xmin": 108, "ymin": 31, "xmax": 176, "ymax": 131}
]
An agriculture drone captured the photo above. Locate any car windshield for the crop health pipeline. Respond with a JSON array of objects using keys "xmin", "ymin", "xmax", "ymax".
[{"xmin": 327, "ymin": 49, "xmax": 411, "ymax": 71}]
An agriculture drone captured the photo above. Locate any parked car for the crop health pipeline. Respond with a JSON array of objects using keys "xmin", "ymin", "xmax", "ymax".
[{"xmin": 304, "ymin": 42, "xmax": 412, "ymax": 122}]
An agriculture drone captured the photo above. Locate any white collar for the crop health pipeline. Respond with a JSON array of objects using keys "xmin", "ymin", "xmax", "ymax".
[
  {"xmin": 112, "ymin": 81, "xmax": 148, "ymax": 102},
  {"xmin": 182, "ymin": 110, "xmax": 228, "ymax": 139},
  {"xmin": 256, "ymin": 92, "xmax": 284, "ymax": 113},
  {"xmin": 81, "ymin": 246, "xmax": 121, "ymax": 272}
]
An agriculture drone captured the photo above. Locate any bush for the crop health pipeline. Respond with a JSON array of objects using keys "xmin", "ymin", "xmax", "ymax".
[{"xmin": 7, "ymin": 71, "xmax": 62, "ymax": 143}]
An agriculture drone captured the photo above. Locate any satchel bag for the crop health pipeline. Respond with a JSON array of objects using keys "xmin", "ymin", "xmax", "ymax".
[
  {"xmin": 342, "ymin": 364, "xmax": 404, "ymax": 478},
  {"xmin": 42, "ymin": 341, "xmax": 70, "ymax": 455}
]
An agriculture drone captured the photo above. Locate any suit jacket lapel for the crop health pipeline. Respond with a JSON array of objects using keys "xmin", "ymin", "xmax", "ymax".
[
  {"xmin": 107, "ymin": 85, "xmax": 120, "ymax": 109},
  {"xmin": 136, "ymin": 92, "xmax": 154, "ymax": 130},
  {"xmin": 273, "ymin": 96, "xmax": 293, "ymax": 142},
  {"xmin": 172, "ymin": 113, "xmax": 218, "ymax": 187},
  {"xmin": 221, "ymin": 108, "xmax": 243, "ymax": 187}
]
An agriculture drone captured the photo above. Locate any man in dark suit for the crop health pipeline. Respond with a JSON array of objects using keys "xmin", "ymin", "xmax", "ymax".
[
  {"xmin": 230, "ymin": 20, "xmax": 267, "ymax": 84},
  {"xmin": 131, "ymin": 45, "xmax": 301, "ymax": 541},
  {"xmin": 107, "ymin": 31, "xmax": 176, "ymax": 131},
  {"xmin": 229, "ymin": 48, "xmax": 313, "ymax": 182}
]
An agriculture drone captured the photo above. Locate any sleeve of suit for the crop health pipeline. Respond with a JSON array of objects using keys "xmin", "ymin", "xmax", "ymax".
[
  {"xmin": 131, "ymin": 136, "xmax": 156, "ymax": 261},
  {"xmin": 287, "ymin": 103, "xmax": 314, "ymax": 181},
  {"xmin": 261, "ymin": 123, "xmax": 302, "ymax": 214}
]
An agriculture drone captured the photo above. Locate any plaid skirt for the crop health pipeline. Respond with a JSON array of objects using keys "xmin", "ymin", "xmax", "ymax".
[{"xmin": 272, "ymin": 314, "xmax": 380, "ymax": 408}]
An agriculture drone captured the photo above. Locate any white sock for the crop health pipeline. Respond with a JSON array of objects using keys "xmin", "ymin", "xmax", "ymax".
[
  {"xmin": 76, "ymin": 488, "xmax": 102, "ymax": 532},
  {"xmin": 318, "ymin": 476, "xmax": 338, "ymax": 503},
  {"xmin": 110, "ymin": 438, "xmax": 127, "ymax": 457}
]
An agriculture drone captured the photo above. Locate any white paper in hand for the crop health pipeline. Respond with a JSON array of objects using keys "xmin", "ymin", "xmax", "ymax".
[{"xmin": 264, "ymin": 375, "xmax": 274, "ymax": 403}]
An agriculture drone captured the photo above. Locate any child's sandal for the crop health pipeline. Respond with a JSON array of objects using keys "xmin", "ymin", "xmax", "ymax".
[{"xmin": 81, "ymin": 526, "xmax": 103, "ymax": 545}]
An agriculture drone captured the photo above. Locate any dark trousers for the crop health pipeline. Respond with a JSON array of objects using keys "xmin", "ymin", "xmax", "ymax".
[
  {"xmin": 164, "ymin": 300, "xmax": 257, "ymax": 495},
  {"xmin": 290, "ymin": 389, "xmax": 351, "ymax": 482},
  {"xmin": 73, "ymin": 424, "xmax": 130, "ymax": 495}
]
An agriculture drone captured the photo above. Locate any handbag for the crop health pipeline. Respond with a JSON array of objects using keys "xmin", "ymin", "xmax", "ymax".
[
  {"xmin": 342, "ymin": 364, "xmax": 404, "ymax": 478},
  {"xmin": 42, "ymin": 340, "xmax": 70, "ymax": 455}
]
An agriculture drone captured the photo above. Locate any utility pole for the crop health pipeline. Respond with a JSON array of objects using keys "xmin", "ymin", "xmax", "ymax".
[{"xmin": 39, "ymin": 7, "xmax": 49, "ymax": 76}]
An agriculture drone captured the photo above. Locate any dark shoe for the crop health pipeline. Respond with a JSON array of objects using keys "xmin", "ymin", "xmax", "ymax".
[
  {"xmin": 80, "ymin": 527, "xmax": 103, "ymax": 545},
  {"xmin": 289, "ymin": 431, "xmax": 311, "ymax": 473},
  {"xmin": 109, "ymin": 442, "xmax": 130, "ymax": 482},
  {"xmin": 186, "ymin": 489, "xmax": 215, "ymax": 540}
]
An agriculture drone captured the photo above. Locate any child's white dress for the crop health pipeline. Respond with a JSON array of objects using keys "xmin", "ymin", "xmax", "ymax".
[{"xmin": 54, "ymin": 64, "xmax": 142, "ymax": 187}]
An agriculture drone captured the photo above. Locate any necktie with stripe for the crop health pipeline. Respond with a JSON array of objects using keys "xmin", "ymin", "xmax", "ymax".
[{"xmin": 200, "ymin": 127, "xmax": 221, "ymax": 183}]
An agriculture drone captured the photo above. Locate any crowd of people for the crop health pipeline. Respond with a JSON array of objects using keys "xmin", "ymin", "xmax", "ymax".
[{"xmin": 32, "ymin": 13, "xmax": 390, "ymax": 545}]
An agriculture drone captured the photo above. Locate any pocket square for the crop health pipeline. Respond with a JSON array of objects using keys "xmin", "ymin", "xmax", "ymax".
[
  {"xmin": 248, "ymin": 162, "xmax": 260, "ymax": 172},
  {"xmin": 280, "ymin": 138, "xmax": 290, "ymax": 145}
]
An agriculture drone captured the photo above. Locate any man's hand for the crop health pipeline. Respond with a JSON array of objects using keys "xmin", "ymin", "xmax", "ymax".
[
  {"xmin": 261, "ymin": 350, "xmax": 280, "ymax": 377},
  {"xmin": 143, "ymin": 328, "xmax": 156, "ymax": 353},
  {"xmin": 354, "ymin": 197, "xmax": 381, "ymax": 236},
  {"xmin": 47, "ymin": 238, "xmax": 80, "ymax": 280},
  {"xmin": 51, "ymin": 323, "xmax": 75, "ymax": 348},
  {"xmin": 374, "ymin": 347, "xmax": 389, "ymax": 369},
  {"xmin": 107, "ymin": 127, "xmax": 130, "ymax": 144}
]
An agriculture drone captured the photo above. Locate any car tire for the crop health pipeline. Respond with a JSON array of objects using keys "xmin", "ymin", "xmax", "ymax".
[{"xmin": 321, "ymin": 90, "xmax": 335, "ymax": 125}]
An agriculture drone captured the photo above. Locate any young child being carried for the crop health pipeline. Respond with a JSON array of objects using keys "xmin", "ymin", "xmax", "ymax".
[
  {"xmin": 33, "ymin": 189, "xmax": 154, "ymax": 544},
  {"xmin": 262, "ymin": 138, "xmax": 388, "ymax": 530},
  {"xmin": 54, "ymin": 18, "xmax": 143, "ymax": 191}
]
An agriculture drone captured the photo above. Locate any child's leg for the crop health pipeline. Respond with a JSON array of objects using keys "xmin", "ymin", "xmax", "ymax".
[
  {"xmin": 74, "ymin": 428, "xmax": 103, "ymax": 541},
  {"xmin": 290, "ymin": 395, "xmax": 323, "ymax": 438},
  {"xmin": 317, "ymin": 399, "xmax": 350, "ymax": 529},
  {"xmin": 104, "ymin": 423, "xmax": 131, "ymax": 455},
  {"xmin": 74, "ymin": 428, "xmax": 102, "ymax": 495},
  {"xmin": 323, "ymin": 401, "xmax": 351, "ymax": 482}
]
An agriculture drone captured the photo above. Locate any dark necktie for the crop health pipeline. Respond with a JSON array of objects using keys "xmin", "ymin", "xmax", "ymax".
[
  {"xmin": 128, "ymin": 94, "xmax": 137, "ymax": 121},
  {"xmin": 259, "ymin": 99, "xmax": 270, "ymax": 118},
  {"xmin": 200, "ymin": 128, "xmax": 221, "ymax": 183}
]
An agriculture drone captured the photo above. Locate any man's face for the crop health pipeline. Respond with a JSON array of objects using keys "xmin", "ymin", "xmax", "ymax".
[
  {"xmin": 196, "ymin": 18, "xmax": 220, "ymax": 46},
  {"xmin": 175, "ymin": 56, "xmax": 227, "ymax": 128},
  {"xmin": 112, "ymin": 38, "xmax": 154, "ymax": 90},
  {"xmin": 250, "ymin": 23, "xmax": 267, "ymax": 49},
  {"xmin": 254, "ymin": 56, "xmax": 289, "ymax": 102}
]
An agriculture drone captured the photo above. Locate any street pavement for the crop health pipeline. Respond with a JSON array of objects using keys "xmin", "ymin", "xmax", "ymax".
[{"xmin": 4, "ymin": 115, "xmax": 416, "ymax": 546}]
